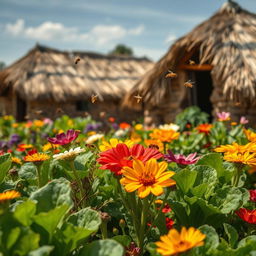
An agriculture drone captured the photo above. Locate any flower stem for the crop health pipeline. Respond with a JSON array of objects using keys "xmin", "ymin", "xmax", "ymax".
[
  {"xmin": 100, "ymin": 221, "xmax": 108, "ymax": 239},
  {"xmin": 232, "ymin": 163, "xmax": 243, "ymax": 187},
  {"xmin": 36, "ymin": 164, "xmax": 43, "ymax": 188}
]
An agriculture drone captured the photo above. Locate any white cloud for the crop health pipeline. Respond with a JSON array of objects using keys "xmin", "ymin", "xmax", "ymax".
[
  {"xmin": 133, "ymin": 46, "xmax": 166, "ymax": 61},
  {"xmin": 5, "ymin": 19, "xmax": 144, "ymax": 45},
  {"xmin": 164, "ymin": 34, "xmax": 177, "ymax": 44}
]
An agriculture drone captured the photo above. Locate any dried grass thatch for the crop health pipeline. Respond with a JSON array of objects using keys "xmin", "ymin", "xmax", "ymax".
[
  {"xmin": 0, "ymin": 44, "xmax": 153, "ymax": 102},
  {"xmin": 124, "ymin": 0, "xmax": 256, "ymax": 108}
]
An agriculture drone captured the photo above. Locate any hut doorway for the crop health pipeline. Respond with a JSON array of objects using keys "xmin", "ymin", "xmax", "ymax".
[
  {"xmin": 189, "ymin": 70, "xmax": 213, "ymax": 118},
  {"xmin": 16, "ymin": 95, "xmax": 27, "ymax": 121}
]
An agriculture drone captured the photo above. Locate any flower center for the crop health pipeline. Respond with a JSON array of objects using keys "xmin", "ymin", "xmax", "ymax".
[{"xmin": 139, "ymin": 175, "xmax": 155, "ymax": 186}]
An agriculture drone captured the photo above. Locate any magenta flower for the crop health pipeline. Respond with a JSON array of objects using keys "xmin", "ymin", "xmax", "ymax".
[
  {"xmin": 216, "ymin": 112, "xmax": 231, "ymax": 121},
  {"xmin": 164, "ymin": 150, "xmax": 200, "ymax": 165},
  {"xmin": 47, "ymin": 129, "xmax": 80, "ymax": 145},
  {"xmin": 249, "ymin": 190, "xmax": 256, "ymax": 202},
  {"xmin": 240, "ymin": 116, "xmax": 249, "ymax": 125}
]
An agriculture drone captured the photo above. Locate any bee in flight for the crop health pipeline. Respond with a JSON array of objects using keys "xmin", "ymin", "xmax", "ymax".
[
  {"xmin": 134, "ymin": 94, "xmax": 142, "ymax": 103},
  {"xmin": 189, "ymin": 59, "xmax": 196, "ymax": 65},
  {"xmin": 75, "ymin": 57, "xmax": 81, "ymax": 64},
  {"xmin": 165, "ymin": 70, "xmax": 177, "ymax": 79},
  {"xmin": 91, "ymin": 94, "xmax": 98, "ymax": 103},
  {"xmin": 184, "ymin": 80, "xmax": 194, "ymax": 88}
]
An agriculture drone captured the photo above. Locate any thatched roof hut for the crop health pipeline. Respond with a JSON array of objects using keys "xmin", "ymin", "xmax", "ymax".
[
  {"xmin": 124, "ymin": 1, "xmax": 256, "ymax": 126},
  {"xmin": 0, "ymin": 44, "xmax": 153, "ymax": 121}
]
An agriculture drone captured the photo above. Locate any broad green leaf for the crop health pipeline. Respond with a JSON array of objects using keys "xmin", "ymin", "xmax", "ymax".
[
  {"xmin": 19, "ymin": 163, "xmax": 37, "ymax": 180},
  {"xmin": 79, "ymin": 239, "xmax": 124, "ymax": 256},
  {"xmin": 173, "ymin": 168, "xmax": 197, "ymax": 194},
  {"xmin": 223, "ymin": 223, "xmax": 238, "ymax": 248},
  {"xmin": 6, "ymin": 227, "xmax": 21, "ymax": 250},
  {"xmin": 199, "ymin": 225, "xmax": 219, "ymax": 252},
  {"xmin": 237, "ymin": 236, "xmax": 256, "ymax": 248},
  {"xmin": 168, "ymin": 199, "xmax": 190, "ymax": 226},
  {"xmin": 0, "ymin": 154, "xmax": 11, "ymax": 184},
  {"xmin": 30, "ymin": 178, "xmax": 73, "ymax": 213},
  {"xmin": 13, "ymin": 200, "xmax": 36, "ymax": 226},
  {"xmin": 40, "ymin": 160, "xmax": 51, "ymax": 187},
  {"xmin": 74, "ymin": 152, "xmax": 94, "ymax": 171},
  {"xmin": 112, "ymin": 235, "xmax": 131, "ymax": 247},
  {"xmin": 28, "ymin": 246, "xmax": 54, "ymax": 256}
]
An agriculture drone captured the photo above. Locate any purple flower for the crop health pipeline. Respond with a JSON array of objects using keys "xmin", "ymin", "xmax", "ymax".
[
  {"xmin": 216, "ymin": 112, "xmax": 231, "ymax": 121},
  {"xmin": 240, "ymin": 116, "xmax": 249, "ymax": 125},
  {"xmin": 164, "ymin": 150, "xmax": 200, "ymax": 165},
  {"xmin": 9, "ymin": 134, "xmax": 21, "ymax": 144},
  {"xmin": 84, "ymin": 123, "xmax": 102, "ymax": 133},
  {"xmin": 112, "ymin": 123, "xmax": 119, "ymax": 130},
  {"xmin": 47, "ymin": 129, "xmax": 80, "ymax": 145}
]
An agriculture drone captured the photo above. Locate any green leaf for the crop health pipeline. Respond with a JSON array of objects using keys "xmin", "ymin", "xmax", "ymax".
[
  {"xmin": 19, "ymin": 163, "xmax": 37, "ymax": 180},
  {"xmin": 79, "ymin": 239, "xmax": 124, "ymax": 256},
  {"xmin": 33, "ymin": 205, "xmax": 69, "ymax": 241},
  {"xmin": 112, "ymin": 235, "xmax": 131, "ymax": 247},
  {"xmin": 237, "ymin": 236, "xmax": 256, "ymax": 248},
  {"xmin": 30, "ymin": 178, "xmax": 73, "ymax": 213},
  {"xmin": 74, "ymin": 152, "xmax": 94, "ymax": 171},
  {"xmin": 28, "ymin": 246, "xmax": 54, "ymax": 256},
  {"xmin": 199, "ymin": 225, "xmax": 219, "ymax": 253},
  {"xmin": 197, "ymin": 153, "xmax": 225, "ymax": 178},
  {"xmin": 13, "ymin": 200, "xmax": 36, "ymax": 226},
  {"xmin": 6, "ymin": 227, "xmax": 21, "ymax": 250},
  {"xmin": 173, "ymin": 168, "xmax": 197, "ymax": 194},
  {"xmin": 40, "ymin": 160, "xmax": 51, "ymax": 187},
  {"xmin": 0, "ymin": 154, "xmax": 11, "ymax": 184},
  {"xmin": 223, "ymin": 223, "xmax": 238, "ymax": 248}
]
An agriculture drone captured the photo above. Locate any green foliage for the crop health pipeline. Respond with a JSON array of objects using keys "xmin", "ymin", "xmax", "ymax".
[{"xmin": 109, "ymin": 44, "xmax": 133, "ymax": 56}]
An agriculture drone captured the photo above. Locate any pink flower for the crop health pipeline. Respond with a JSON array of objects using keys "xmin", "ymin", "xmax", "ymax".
[
  {"xmin": 43, "ymin": 118, "xmax": 53, "ymax": 125},
  {"xmin": 164, "ymin": 150, "xmax": 200, "ymax": 165},
  {"xmin": 216, "ymin": 112, "xmax": 231, "ymax": 121},
  {"xmin": 240, "ymin": 116, "xmax": 249, "ymax": 125},
  {"xmin": 47, "ymin": 129, "xmax": 80, "ymax": 145},
  {"xmin": 249, "ymin": 190, "xmax": 256, "ymax": 202}
]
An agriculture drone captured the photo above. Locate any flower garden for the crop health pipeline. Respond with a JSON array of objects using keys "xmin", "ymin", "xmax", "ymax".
[{"xmin": 0, "ymin": 106, "xmax": 255, "ymax": 256}]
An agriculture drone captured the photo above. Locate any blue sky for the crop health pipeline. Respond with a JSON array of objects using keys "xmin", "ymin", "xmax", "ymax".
[{"xmin": 1, "ymin": 0, "xmax": 256, "ymax": 65}]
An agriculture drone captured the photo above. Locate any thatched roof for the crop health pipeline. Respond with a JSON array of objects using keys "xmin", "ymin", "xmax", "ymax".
[
  {"xmin": 124, "ymin": 0, "xmax": 256, "ymax": 108},
  {"xmin": 0, "ymin": 44, "xmax": 153, "ymax": 102}
]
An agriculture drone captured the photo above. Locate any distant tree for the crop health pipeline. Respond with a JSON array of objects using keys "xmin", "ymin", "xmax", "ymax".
[
  {"xmin": 109, "ymin": 44, "xmax": 133, "ymax": 56},
  {"xmin": 0, "ymin": 62, "xmax": 6, "ymax": 70}
]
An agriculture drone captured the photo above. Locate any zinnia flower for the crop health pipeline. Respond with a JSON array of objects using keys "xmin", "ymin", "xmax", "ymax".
[
  {"xmin": 159, "ymin": 123, "xmax": 180, "ymax": 131},
  {"xmin": 17, "ymin": 144, "xmax": 33, "ymax": 152},
  {"xmin": 223, "ymin": 152, "xmax": 256, "ymax": 166},
  {"xmin": 97, "ymin": 143, "xmax": 162, "ymax": 175},
  {"xmin": 196, "ymin": 124, "xmax": 213, "ymax": 134},
  {"xmin": 85, "ymin": 134, "xmax": 104, "ymax": 144},
  {"xmin": 24, "ymin": 152, "xmax": 50, "ymax": 162},
  {"xmin": 150, "ymin": 129, "xmax": 180, "ymax": 143},
  {"xmin": 236, "ymin": 208, "xmax": 256, "ymax": 224},
  {"xmin": 120, "ymin": 158, "xmax": 176, "ymax": 198},
  {"xmin": 164, "ymin": 150, "xmax": 200, "ymax": 165},
  {"xmin": 47, "ymin": 129, "xmax": 80, "ymax": 145},
  {"xmin": 166, "ymin": 217, "xmax": 174, "ymax": 230},
  {"xmin": 144, "ymin": 139, "xmax": 164, "ymax": 152},
  {"xmin": 0, "ymin": 190, "xmax": 20, "ymax": 203},
  {"xmin": 156, "ymin": 227, "xmax": 206, "ymax": 256},
  {"xmin": 12, "ymin": 157, "xmax": 22, "ymax": 165},
  {"xmin": 119, "ymin": 122, "xmax": 131, "ymax": 129},
  {"xmin": 240, "ymin": 116, "xmax": 249, "ymax": 125},
  {"xmin": 53, "ymin": 147, "xmax": 85, "ymax": 160},
  {"xmin": 244, "ymin": 129, "xmax": 256, "ymax": 142},
  {"xmin": 99, "ymin": 138, "xmax": 134, "ymax": 152},
  {"xmin": 249, "ymin": 190, "xmax": 256, "ymax": 202},
  {"xmin": 216, "ymin": 112, "xmax": 230, "ymax": 121}
]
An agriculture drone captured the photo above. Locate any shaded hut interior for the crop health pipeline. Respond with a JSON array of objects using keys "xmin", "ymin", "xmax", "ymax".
[{"xmin": 0, "ymin": 44, "xmax": 153, "ymax": 122}]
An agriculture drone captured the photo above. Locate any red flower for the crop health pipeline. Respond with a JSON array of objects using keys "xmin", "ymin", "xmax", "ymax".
[
  {"xmin": 196, "ymin": 124, "xmax": 213, "ymax": 135},
  {"xmin": 249, "ymin": 190, "xmax": 256, "ymax": 202},
  {"xmin": 47, "ymin": 129, "xmax": 80, "ymax": 145},
  {"xmin": 166, "ymin": 217, "xmax": 174, "ymax": 230},
  {"xmin": 108, "ymin": 117, "xmax": 115, "ymax": 123},
  {"xmin": 27, "ymin": 149, "xmax": 38, "ymax": 155},
  {"xmin": 236, "ymin": 208, "xmax": 256, "ymax": 224},
  {"xmin": 119, "ymin": 122, "xmax": 131, "ymax": 129},
  {"xmin": 162, "ymin": 204, "xmax": 171, "ymax": 213},
  {"xmin": 97, "ymin": 143, "xmax": 162, "ymax": 175}
]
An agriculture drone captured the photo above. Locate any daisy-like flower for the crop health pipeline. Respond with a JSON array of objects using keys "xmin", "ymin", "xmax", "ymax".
[
  {"xmin": 216, "ymin": 112, "xmax": 231, "ymax": 121},
  {"xmin": 150, "ymin": 129, "xmax": 180, "ymax": 143},
  {"xmin": 164, "ymin": 150, "xmax": 200, "ymax": 165},
  {"xmin": 244, "ymin": 129, "xmax": 256, "ymax": 142},
  {"xmin": 16, "ymin": 144, "xmax": 33, "ymax": 152},
  {"xmin": 97, "ymin": 143, "xmax": 162, "ymax": 175},
  {"xmin": 223, "ymin": 151, "xmax": 256, "ymax": 166},
  {"xmin": 42, "ymin": 143, "xmax": 59, "ymax": 152},
  {"xmin": 249, "ymin": 190, "xmax": 256, "ymax": 202},
  {"xmin": 236, "ymin": 208, "xmax": 256, "ymax": 224},
  {"xmin": 119, "ymin": 122, "xmax": 131, "ymax": 129},
  {"xmin": 196, "ymin": 124, "xmax": 213, "ymax": 134},
  {"xmin": 99, "ymin": 138, "xmax": 134, "ymax": 152},
  {"xmin": 144, "ymin": 139, "xmax": 164, "ymax": 152},
  {"xmin": 53, "ymin": 147, "xmax": 85, "ymax": 160},
  {"xmin": 240, "ymin": 116, "xmax": 249, "ymax": 125},
  {"xmin": 11, "ymin": 157, "xmax": 22, "ymax": 165},
  {"xmin": 0, "ymin": 190, "xmax": 20, "ymax": 203},
  {"xmin": 120, "ymin": 158, "xmax": 176, "ymax": 198},
  {"xmin": 215, "ymin": 142, "xmax": 256, "ymax": 154},
  {"xmin": 86, "ymin": 134, "xmax": 104, "ymax": 144},
  {"xmin": 24, "ymin": 152, "xmax": 50, "ymax": 162},
  {"xmin": 159, "ymin": 123, "xmax": 180, "ymax": 131},
  {"xmin": 47, "ymin": 129, "xmax": 80, "ymax": 145},
  {"xmin": 156, "ymin": 227, "xmax": 206, "ymax": 256}
]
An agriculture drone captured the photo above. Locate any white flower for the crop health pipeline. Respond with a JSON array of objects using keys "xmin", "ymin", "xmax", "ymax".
[
  {"xmin": 114, "ymin": 129, "xmax": 126, "ymax": 137},
  {"xmin": 53, "ymin": 147, "xmax": 85, "ymax": 160},
  {"xmin": 159, "ymin": 123, "xmax": 180, "ymax": 131},
  {"xmin": 86, "ymin": 134, "xmax": 104, "ymax": 144}
]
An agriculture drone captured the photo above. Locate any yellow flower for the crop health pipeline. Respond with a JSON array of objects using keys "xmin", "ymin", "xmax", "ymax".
[
  {"xmin": 134, "ymin": 124, "xmax": 143, "ymax": 131},
  {"xmin": 0, "ymin": 190, "xmax": 20, "ymax": 203},
  {"xmin": 87, "ymin": 131, "xmax": 96, "ymax": 136},
  {"xmin": 67, "ymin": 120, "xmax": 74, "ymax": 127},
  {"xmin": 3, "ymin": 115, "xmax": 13, "ymax": 121},
  {"xmin": 223, "ymin": 152, "xmax": 256, "ymax": 166},
  {"xmin": 33, "ymin": 120, "xmax": 44, "ymax": 127},
  {"xmin": 155, "ymin": 199, "xmax": 163, "ymax": 204},
  {"xmin": 12, "ymin": 123, "xmax": 19, "ymax": 128},
  {"xmin": 42, "ymin": 143, "xmax": 59, "ymax": 152},
  {"xmin": 215, "ymin": 142, "xmax": 256, "ymax": 154},
  {"xmin": 130, "ymin": 132, "xmax": 142, "ymax": 143},
  {"xmin": 244, "ymin": 129, "xmax": 256, "ymax": 142},
  {"xmin": 144, "ymin": 139, "xmax": 164, "ymax": 152},
  {"xmin": 120, "ymin": 159, "xmax": 176, "ymax": 198},
  {"xmin": 99, "ymin": 138, "xmax": 134, "ymax": 152},
  {"xmin": 58, "ymin": 129, "xmax": 65, "ymax": 134},
  {"xmin": 12, "ymin": 157, "xmax": 22, "ymax": 165},
  {"xmin": 24, "ymin": 153, "xmax": 50, "ymax": 162},
  {"xmin": 150, "ymin": 129, "xmax": 179, "ymax": 143},
  {"xmin": 231, "ymin": 122, "xmax": 237, "ymax": 126},
  {"xmin": 156, "ymin": 227, "xmax": 206, "ymax": 256}
]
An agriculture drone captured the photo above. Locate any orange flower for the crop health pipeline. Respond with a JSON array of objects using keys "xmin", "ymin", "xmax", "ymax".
[
  {"xmin": 108, "ymin": 117, "xmax": 115, "ymax": 123},
  {"xmin": 244, "ymin": 129, "xmax": 256, "ymax": 142},
  {"xmin": 17, "ymin": 144, "xmax": 34, "ymax": 152},
  {"xmin": 12, "ymin": 157, "xmax": 22, "ymax": 165},
  {"xmin": 196, "ymin": 123, "xmax": 213, "ymax": 134},
  {"xmin": 223, "ymin": 152, "xmax": 256, "ymax": 166},
  {"xmin": 0, "ymin": 190, "xmax": 20, "ymax": 203},
  {"xmin": 119, "ymin": 122, "xmax": 131, "ymax": 129},
  {"xmin": 144, "ymin": 139, "xmax": 164, "ymax": 152},
  {"xmin": 24, "ymin": 153, "xmax": 50, "ymax": 162},
  {"xmin": 150, "ymin": 129, "xmax": 180, "ymax": 143},
  {"xmin": 214, "ymin": 142, "xmax": 256, "ymax": 154}
]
